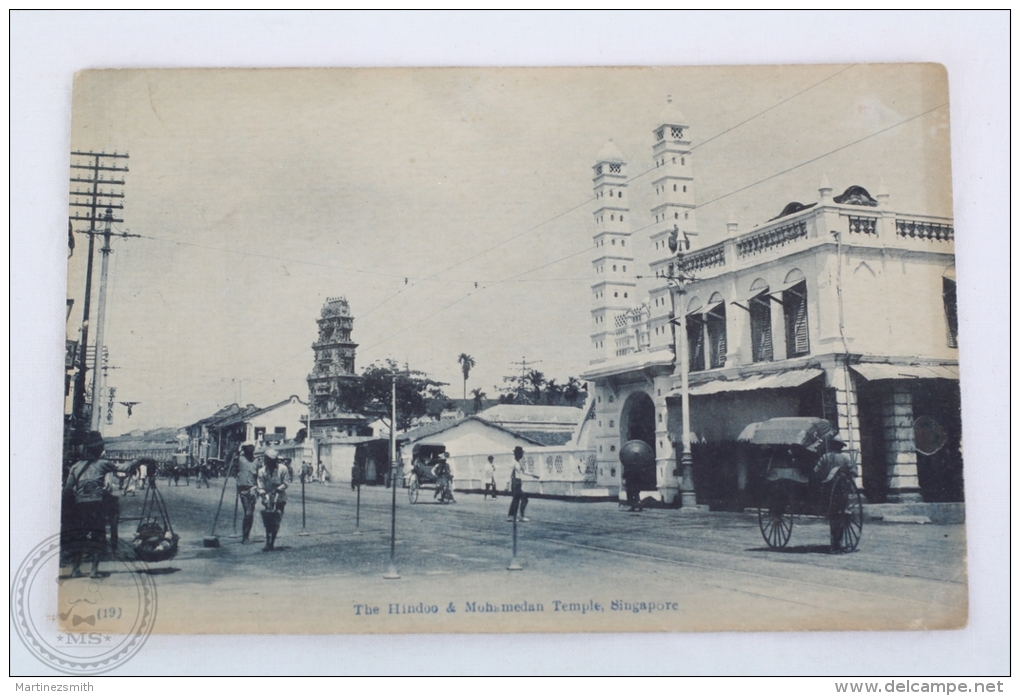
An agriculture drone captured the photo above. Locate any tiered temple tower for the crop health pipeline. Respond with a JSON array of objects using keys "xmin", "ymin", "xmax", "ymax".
[
  {"xmin": 589, "ymin": 140, "xmax": 636, "ymax": 363},
  {"xmin": 307, "ymin": 297, "xmax": 365, "ymax": 438},
  {"xmin": 647, "ymin": 97, "xmax": 697, "ymax": 350}
]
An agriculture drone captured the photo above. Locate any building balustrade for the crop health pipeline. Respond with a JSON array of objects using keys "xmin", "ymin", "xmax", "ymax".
[
  {"xmin": 848, "ymin": 215, "xmax": 877, "ymax": 235},
  {"xmin": 896, "ymin": 219, "xmax": 954, "ymax": 242},
  {"xmin": 736, "ymin": 220, "xmax": 808, "ymax": 258},
  {"xmin": 682, "ymin": 243, "xmax": 726, "ymax": 272}
]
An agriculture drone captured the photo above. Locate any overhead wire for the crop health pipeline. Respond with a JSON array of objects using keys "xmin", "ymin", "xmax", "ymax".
[
  {"xmin": 357, "ymin": 100, "xmax": 949, "ymax": 353},
  {"xmin": 130, "ymin": 67, "xmax": 912, "ymax": 399}
]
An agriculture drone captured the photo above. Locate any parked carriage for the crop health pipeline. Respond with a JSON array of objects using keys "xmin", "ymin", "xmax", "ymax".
[{"xmin": 738, "ymin": 417, "xmax": 863, "ymax": 553}]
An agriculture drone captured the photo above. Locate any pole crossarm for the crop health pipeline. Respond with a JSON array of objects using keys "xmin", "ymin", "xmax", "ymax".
[
  {"xmin": 71, "ymin": 150, "xmax": 129, "ymax": 158},
  {"xmin": 70, "ymin": 190, "xmax": 125, "ymax": 198},
  {"xmin": 69, "ymin": 164, "xmax": 130, "ymax": 172},
  {"xmin": 70, "ymin": 215, "xmax": 125, "ymax": 224},
  {"xmin": 70, "ymin": 178, "xmax": 127, "ymax": 186}
]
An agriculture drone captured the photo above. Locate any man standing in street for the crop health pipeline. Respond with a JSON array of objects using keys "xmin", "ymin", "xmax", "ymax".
[
  {"xmin": 257, "ymin": 449, "xmax": 290, "ymax": 551},
  {"xmin": 483, "ymin": 455, "xmax": 497, "ymax": 500},
  {"xmin": 62, "ymin": 431, "xmax": 149, "ymax": 578},
  {"xmin": 234, "ymin": 442, "xmax": 259, "ymax": 544},
  {"xmin": 507, "ymin": 446, "xmax": 538, "ymax": 522}
]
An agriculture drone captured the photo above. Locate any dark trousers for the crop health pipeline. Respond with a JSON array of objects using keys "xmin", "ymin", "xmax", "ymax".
[
  {"xmin": 104, "ymin": 495, "xmax": 120, "ymax": 548},
  {"xmin": 625, "ymin": 485, "xmax": 642, "ymax": 510},
  {"xmin": 508, "ymin": 487, "xmax": 528, "ymax": 518},
  {"xmin": 239, "ymin": 488, "xmax": 256, "ymax": 540}
]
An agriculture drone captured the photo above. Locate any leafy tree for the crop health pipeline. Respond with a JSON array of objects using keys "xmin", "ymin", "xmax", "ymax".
[
  {"xmin": 355, "ymin": 360, "xmax": 449, "ymax": 431},
  {"xmin": 457, "ymin": 353, "xmax": 475, "ymax": 401}
]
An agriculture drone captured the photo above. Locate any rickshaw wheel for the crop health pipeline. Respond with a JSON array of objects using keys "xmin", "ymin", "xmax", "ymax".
[
  {"xmin": 408, "ymin": 476, "xmax": 419, "ymax": 504},
  {"xmin": 829, "ymin": 472, "xmax": 863, "ymax": 553},
  {"xmin": 758, "ymin": 485, "xmax": 793, "ymax": 549}
]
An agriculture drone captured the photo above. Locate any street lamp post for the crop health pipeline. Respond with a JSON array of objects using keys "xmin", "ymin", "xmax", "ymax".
[{"xmin": 665, "ymin": 226, "xmax": 699, "ymax": 510}]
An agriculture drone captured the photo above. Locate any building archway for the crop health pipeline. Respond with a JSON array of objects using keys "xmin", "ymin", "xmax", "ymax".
[
  {"xmin": 619, "ymin": 391, "xmax": 657, "ymax": 490},
  {"xmin": 620, "ymin": 391, "xmax": 655, "ymax": 449}
]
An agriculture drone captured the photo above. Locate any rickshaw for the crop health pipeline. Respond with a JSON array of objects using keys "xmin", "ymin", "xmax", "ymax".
[
  {"xmin": 738, "ymin": 417, "xmax": 863, "ymax": 553},
  {"xmin": 406, "ymin": 444, "xmax": 453, "ymax": 504}
]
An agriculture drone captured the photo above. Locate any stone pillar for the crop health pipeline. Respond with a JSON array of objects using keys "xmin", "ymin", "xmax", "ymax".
[
  {"xmin": 881, "ymin": 383, "xmax": 922, "ymax": 502},
  {"xmin": 829, "ymin": 366, "xmax": 862, "ymax": 487},
  {"xmin": 653, "ymin": 376, "xmax": 678, "ymax": 504}
]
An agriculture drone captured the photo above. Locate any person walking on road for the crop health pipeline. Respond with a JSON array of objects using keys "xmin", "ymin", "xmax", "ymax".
[
  {"xmin": 234, "ymin": 442, "xmax": 260, "ymax": 544},
  {"xmin": 483, "ymin": 455, "xmax": 497, "ymax": 500},
  {"xmin": 507, "ymin": 446, "xmax": 538, "ymax": 522},
  {"xmin": 257, "ymin": 449, "xmax": 290, "ymax": 551}
]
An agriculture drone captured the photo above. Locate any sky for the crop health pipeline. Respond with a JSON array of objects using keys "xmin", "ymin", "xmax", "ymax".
[{"xmin": 66, "ymin": 64, "xmax": 951, "ymax": 435}]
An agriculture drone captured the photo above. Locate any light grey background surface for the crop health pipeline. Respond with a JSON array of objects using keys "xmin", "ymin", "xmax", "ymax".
[{"xmin": 10, "ymin": 11, "xmax": 1008, "ymax": 675}]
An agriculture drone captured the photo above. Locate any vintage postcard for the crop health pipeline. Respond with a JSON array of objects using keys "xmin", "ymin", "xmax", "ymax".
[{"xmin": 34, "ymin": 64, "xmax": 969, "ymax": 660}]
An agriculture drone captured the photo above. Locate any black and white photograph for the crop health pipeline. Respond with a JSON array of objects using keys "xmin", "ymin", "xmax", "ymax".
[{"xmin": 11, "ymin": 12, "xmax": 1008, "ymax": 678}]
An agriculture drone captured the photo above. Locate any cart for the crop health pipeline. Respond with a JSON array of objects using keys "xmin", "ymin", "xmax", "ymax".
[
  {"xmin": 738, "ymin": 417, "xmax": 863, "ymax": 553},
  {"xmin": 406, "ymin": 445, "xmax": 453, "ymax": 504}
]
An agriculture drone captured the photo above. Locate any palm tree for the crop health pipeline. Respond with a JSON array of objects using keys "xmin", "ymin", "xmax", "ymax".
[
  {"xmin": 470, "ymin": 388, "xmax": 487, "ymax": 414},
  {"xmin": 525, "ymin": 369, "xmax": 546, "ymax": 404},
  {"xmin": 545, "ymin": 378, "xmax": 562, "ymax": 405},
  {"xmin": 564, "ymin": 376, "xmax": 583, "ymax": 406},
  {"xmin": 457, "ymin": 353, "xmax": 475, "ymax": 401}
]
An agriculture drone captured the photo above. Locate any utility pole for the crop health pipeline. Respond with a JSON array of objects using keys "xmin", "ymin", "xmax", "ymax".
[
  {"xmin": 90, "ymin": 207, "xmax": 115, "ymax": 432},
  {"xmin": 68, "ymin": 151, "xmax": 128, "ymax": 448},
  {"xmin": 510, "ymin": 356, "xmax": 542, "ymax": 381},
  {"xmin": 663, "ymin": 225, "xmax": 699, "ymax": 510}
]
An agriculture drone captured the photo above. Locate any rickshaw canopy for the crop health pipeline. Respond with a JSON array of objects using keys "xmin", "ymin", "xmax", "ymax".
[{"xmin": 737, "ymin": 417, "xmax": 844, "ymax": 453}]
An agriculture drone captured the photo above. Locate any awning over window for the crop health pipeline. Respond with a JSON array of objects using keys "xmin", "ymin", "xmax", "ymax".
[
  {"xmin": 851, "ymin": 364, "xmax": 959, "ymax": 381},
  {"xmin": 667, "ymin": 368, "xmax": 823, "ymax": 398}
]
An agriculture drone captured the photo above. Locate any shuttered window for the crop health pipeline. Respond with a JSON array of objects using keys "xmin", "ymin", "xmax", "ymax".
[
  {"xmin": 687, "ymin": 315, "xmax": 705, "ymax": 372},
  {"xmin": 707, "ymin": 304, "xmax": 727, "ymax": 368},
  {"xmin": 943, "ymin": 278, "xmax": 958, "ymax": 348},
  {"xmin": 783, "ymin": 281, "xmax": 810, "ymax": 358},
  {"xmin": 750, "ymin": 293, "xmax": 773, "ymax": 362}
]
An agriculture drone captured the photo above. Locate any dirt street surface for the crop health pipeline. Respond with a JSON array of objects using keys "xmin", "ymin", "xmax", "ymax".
[{"xmin": 72, "ymin": 480, "xmax": 967, "ymax": 634}]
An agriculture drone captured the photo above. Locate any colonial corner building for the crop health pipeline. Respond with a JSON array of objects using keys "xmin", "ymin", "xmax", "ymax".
[{"xmin": 582, "ymin": 102, "xmax": 960, "ymax": 508}]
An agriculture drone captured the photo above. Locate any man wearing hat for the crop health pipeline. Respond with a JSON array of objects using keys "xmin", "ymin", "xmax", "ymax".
[
  {"xmin": 432, "ymin": 452, "xmax": 453, "ymax": 502},
  {"xmin": 234, "ymin": 442, "xmax": 260, "ymax": 543},
  {"xmin": 507, "ymin": 446, "xmax": 538, "ymax": 522},
  {"xmin": 256, "ymin": 449, "xmax": 290, "ymax": 551},
  {"xmin": 62, "ymin": 431, "xmax": 151, "ymax": 578}
]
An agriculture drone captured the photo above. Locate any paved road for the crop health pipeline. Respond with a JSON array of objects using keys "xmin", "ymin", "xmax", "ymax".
[{"xmin": 77, "ymin": 480, "xmax": 967, "ymax": 635}]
